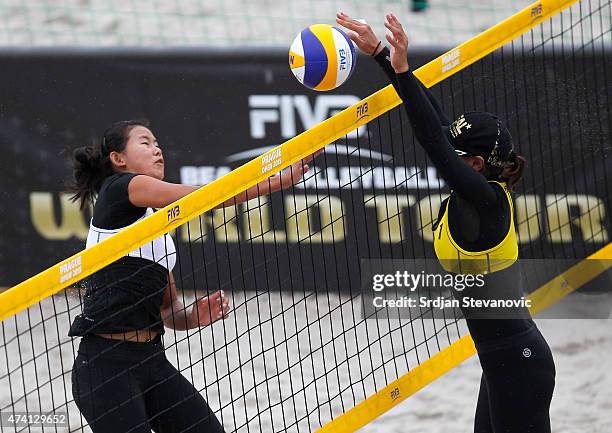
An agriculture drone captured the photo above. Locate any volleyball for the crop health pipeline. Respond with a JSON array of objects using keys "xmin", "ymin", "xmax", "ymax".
[{"xmin": 289, "ymin": 24, "xmax": 356, "ymax": 91}]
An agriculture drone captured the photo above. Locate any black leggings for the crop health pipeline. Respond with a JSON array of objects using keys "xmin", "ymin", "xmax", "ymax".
[
  {"xmin": 72, "ymin": 334, "xmax": 225, "ymax": 433},
  {"xmin": 471, "ymin": 321, "xmax": 556, "ymax": 433}
]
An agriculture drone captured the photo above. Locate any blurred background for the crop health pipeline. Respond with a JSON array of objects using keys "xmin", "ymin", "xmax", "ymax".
[
  {"xmin": 0, "ymin": 1, "xmax": 611, "ymax": 432},
  {"xmin": 0, "ymin": 0, "xmax": 532, "ymax": 47}
]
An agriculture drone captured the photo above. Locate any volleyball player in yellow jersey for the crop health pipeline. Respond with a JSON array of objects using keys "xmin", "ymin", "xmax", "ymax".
[
  {"xmin": 66, "ymin": 120, "xmax": 319, "ymax": 432},
  {"xmin": 337, "ymin": 12, "xmax": 556, "ymax": 432}
]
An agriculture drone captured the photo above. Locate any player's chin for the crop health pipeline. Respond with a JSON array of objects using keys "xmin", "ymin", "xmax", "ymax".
[{"xmin": 151, "ymin": 165, "xmax": 165, "ymax": 180}]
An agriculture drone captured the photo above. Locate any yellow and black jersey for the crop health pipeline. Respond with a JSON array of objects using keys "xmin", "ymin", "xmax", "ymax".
[
  {"xmin": 376, "ymin": 50, "xmax": 536, "ymax": 346},
  {"xmin": 434, "ymin": 181, "xmax": 518, "ymax": 274}
]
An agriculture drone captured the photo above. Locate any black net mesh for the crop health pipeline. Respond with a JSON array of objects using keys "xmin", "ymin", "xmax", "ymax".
[{"xmin": 1, "ymin": 1, "xmax": 610, "ymax": 432}]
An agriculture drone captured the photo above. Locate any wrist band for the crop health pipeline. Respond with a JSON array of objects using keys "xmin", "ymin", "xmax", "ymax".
[{"xmin": 371, "ymin": 41, "xmax": 382, "ymax": 56}]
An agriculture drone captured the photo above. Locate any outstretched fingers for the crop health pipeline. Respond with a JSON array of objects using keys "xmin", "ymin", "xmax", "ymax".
[
  {"xmin": 335, "ymin": 12, "xmax": 364, "ymax": 32},
  {"xmin": 384, "ymin": 19, "xmax": 402, "ymax": 38},
  {"xmin": 384, "ymin": 14, "xmax": 407, "ymax": 48},
  {"xmin": 383, "ymin": 13, "xmax": 409, "ymax": 73},
  {"xmin": 390, "ymin": 15, "xmax": 407, "ymax": 36},
  {"xmin": 385, "ymin": 33, "xmax": 398, "ymax": 48},
  {"xmin": 387, "ymin": 13, "xmax": 404, "ymax": 30},
  {"xmin": 335, "ymin": 17, "xmax": 361, "ymax": 45},
  {"xmin": 385, "ymin": 30, "xmax": 404, "ymax": 50}
]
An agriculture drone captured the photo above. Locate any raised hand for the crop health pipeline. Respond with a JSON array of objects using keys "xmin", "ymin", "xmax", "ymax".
[
  {"xmin": 190, "ymin": 290, "xmax": 230, "ymax": 327},
  {"xmin": 383, "ymin": 13, "xmax": 410, "ymax": 73},
  {"xmin": 277, "ymin": 149, "xmax": 322, "ymax": 189},
  {"xmin": 335, "ymin": 11, "xmax": 383, "ymax": 56}
]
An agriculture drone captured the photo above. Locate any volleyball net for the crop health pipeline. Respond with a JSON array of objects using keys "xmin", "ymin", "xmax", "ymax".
[{"xmin": 1, "ymin": 0, "xmax": 611, "ymax": 432}]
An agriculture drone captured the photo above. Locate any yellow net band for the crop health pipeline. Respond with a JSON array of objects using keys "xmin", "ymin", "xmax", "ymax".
[{"xmin": 0, "ymin": 0, "xmax": 581, "ymax": 323}]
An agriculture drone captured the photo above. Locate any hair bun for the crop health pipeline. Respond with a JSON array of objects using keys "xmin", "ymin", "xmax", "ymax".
[{"xmin": 73, "ymin": 146, "xmax": 99, "ymax": 168}]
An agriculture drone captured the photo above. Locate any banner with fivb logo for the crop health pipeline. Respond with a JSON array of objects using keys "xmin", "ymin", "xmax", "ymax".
[{"xmin": 0, "ymin": 48, "xmax": 609, "ymax": 289}]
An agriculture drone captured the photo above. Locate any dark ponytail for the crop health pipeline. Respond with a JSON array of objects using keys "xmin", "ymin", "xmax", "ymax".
[
  {"xmin": 66, "ymin": 119, "xmax": 150, "ymax": 211},
  {"xmin": 499, "ymin": 152, "xmax": 526, "ymax": 191},
  {"xmin": 67, "ymin": 145, "xmax": 112, "ymax": 211},
  {"xmin": 482, "ymin": 151, "xmax": 526, "ymax": 191}
]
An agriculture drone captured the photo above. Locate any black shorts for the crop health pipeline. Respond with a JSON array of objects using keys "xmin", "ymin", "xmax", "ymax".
[{"xmin": 71, "ymin": 334, "xmax": 225, "ymax": 433}]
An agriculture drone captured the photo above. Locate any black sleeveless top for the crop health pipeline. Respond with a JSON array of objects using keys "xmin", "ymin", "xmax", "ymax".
[{"xmin": 68, "ymin": 173, "xmax": 176, "ymax": 337}]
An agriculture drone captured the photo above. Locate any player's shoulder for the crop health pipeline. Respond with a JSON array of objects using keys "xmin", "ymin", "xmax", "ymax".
[
  {"xmin": 100, "ymin": 172, "xmax": 139, "ymax": 194},
  {"xmin": 486, "ymin": 181, "xmax": 513, "ymax": 216},
  {"xmin": 93, "ymin": 172, "xmax": 147, "ymax": 228},
  {"xmin": 95, "ymin": 172, "xmax": 143, "ymax": 208},
  {"xmin": 487, "ymin": 180, "xmax": 513, "ymax": 199}
]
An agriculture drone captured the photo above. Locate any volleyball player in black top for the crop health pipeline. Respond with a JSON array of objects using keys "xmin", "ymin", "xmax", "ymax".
[
  {"xmin": 337, "ymin": 12, "xmax": 556, "ymax": 432},
  {"xmin": 67, "ymin": 120, "xmax": 318, "ymax": 433}
]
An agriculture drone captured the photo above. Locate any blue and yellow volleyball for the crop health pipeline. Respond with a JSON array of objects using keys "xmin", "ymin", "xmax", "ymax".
[{"xmin": 289, "ymin": 24, "xmax": 356, "ymax": 91}]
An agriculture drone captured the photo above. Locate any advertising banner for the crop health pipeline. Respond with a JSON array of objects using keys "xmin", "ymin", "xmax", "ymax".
[{"xmin": 0, "ymin": 48, "xmax": 609, "ymax": 290}]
